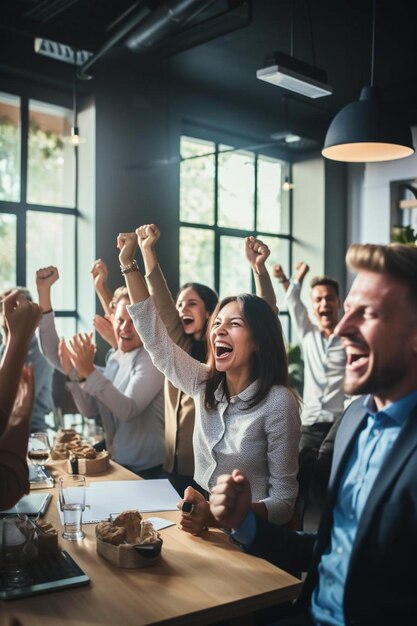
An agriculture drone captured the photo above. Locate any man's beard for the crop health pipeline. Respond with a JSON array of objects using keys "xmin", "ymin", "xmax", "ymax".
[{"xmin": 344, "ymin": 362, "xmax": 407, "ymax": 398}]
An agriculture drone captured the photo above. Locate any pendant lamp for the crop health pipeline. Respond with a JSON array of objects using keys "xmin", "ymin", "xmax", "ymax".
[
  {"xmin": 63, "ymin": 49, "xmax": 85, "ymax": 147},
  {"xmin": 322, "ymin": 1, "xmax": 414, "ymax": 162}
]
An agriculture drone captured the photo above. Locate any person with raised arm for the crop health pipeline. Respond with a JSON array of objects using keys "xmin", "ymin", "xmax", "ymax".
[
  {"xmin": 36, "ymin": 265, "xmax": 165, "ymax": 478},
  {"xmin": 210, "ymin": 242, "xmax": 417, "ymax": 625},
  {"xmin": 90, "ymin": 258, "xmax": 118, "ymax": 349},
  {"xmin": 117, "ymin": 229, "xmax": 300, "ymax": 534},
  {"xmin": 136, "ymin": 223, "xmax": 218, "ymax": 495},
  {"xmin": 274, "ymin": 261, "xmax": 346, "ymax": 451},
  {"xmin": 0, "ymin": 290, "xmax": 41, "ymax": 435},
  {"xmin": 0, "ymin": 290, "xmax": 41, "ymax": 508}
]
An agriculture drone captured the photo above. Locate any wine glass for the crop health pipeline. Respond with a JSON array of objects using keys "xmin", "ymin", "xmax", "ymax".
[{"xmin": 27, "ymin": 432, "xmax": 51, "ymax": 481}]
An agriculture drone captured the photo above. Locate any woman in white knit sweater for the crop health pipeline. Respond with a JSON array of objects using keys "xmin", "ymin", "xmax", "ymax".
[{"xmin": 117, "ymin": 230, "xmax": 301, "ymax": 534}]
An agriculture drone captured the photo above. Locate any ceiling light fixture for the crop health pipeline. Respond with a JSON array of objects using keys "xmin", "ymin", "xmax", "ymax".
[
  {"xmin": 282, "ymin": 176, "xmax": 295, "ymax": 191},
  {"xmin": 63, "ymin": 49, "xmax": 85, "ymax": 147},
  {"xmin": 322, "ymin": 0, "xmax": 414, "ymax": 162},
  {"xmin": 257, "ymin": 52, "xmax": 332, "ymax": 99}
]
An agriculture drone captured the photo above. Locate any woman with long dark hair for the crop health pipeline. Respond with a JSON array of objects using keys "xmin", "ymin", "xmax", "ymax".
[{"xmin": 118, "ymin": 229, "xmax": 300, "ymax": 533}]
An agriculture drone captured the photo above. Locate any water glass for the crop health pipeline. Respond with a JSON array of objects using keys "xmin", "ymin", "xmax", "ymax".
[
  {"xmin": 58, "ymin": 475, "xmax": 86, "ymax": 541},
  {"xmin": 1, "ymin": 514, "xmax": 38, "ymax": 588}
]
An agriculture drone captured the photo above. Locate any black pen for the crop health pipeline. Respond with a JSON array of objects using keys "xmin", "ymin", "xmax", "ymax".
[{"xmin": 181, "ymin": 501, "xmax": 194, "ymax": 514}]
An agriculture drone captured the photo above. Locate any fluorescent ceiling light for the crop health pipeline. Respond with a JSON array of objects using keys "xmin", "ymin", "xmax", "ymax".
[
  {"xmin": 257, "ymin": 52, "xmax": 332, "ymax": 99},
  {"xmin": 270, "ymin": 131, "xmax": 301, "ymax": 144}
]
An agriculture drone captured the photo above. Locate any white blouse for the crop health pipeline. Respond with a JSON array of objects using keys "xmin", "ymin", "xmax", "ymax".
[{"xmin": 128, "ymin": 297, "xmax": 301, "ymax": 525}]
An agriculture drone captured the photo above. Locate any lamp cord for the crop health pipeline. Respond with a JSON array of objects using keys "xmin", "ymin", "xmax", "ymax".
[
  {"xmin": 305, "ymin": 0, "xmax": 316, "ymax": 66},
  {"xmin": 72, "ymin": 48, "xmax": 78, "ymax": 127},
  {"xmin": 370, "ymin": 0, "xmax": 376, "ymax": 86}
]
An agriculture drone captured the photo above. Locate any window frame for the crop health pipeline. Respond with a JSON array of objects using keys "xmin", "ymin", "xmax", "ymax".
[
  {"xmin": 0, "ymin": 86, "xmax": 79, "ymax": 328},
  {"xmin": 179, "ymin": 129, "xmax": 294, "ymax": 341}
]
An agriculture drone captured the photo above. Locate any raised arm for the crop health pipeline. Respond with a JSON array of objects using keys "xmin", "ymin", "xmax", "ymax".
[
  {"xmin": 91, "ymin": 259, "xmax": 114, "ymax": 318},
  {"xmin": 0, "ymin": 291, "xmax": 41, "ymax": 436},
  {"xmin": 245, "ymin": 236, "xmax": 278, "ymax": 315},
  {"xmin": 272, "ymin": 263, "xmax": 290, "ymax": 292},
  {"xmin": 137, "ymin": 224, "xmax": 190, "ymax": 345},
  {"xmin": 36, "ymin": 265, "xmax": 59, "ymax": 312},
  {"xmin": 117, "ymin": 231, "xmax": 207, "ymax": 397},
  {"xmin": 137, "ymin": 224, "xmax": 160, "ymax": 276},
  {"xmin": 117, "ymin": 231, "xmax": 150, "ymax": 303},
  {"xmin": 274, "ymin": 261, "xmax": 313, "ymax": 338},
  {"xmin": 36, "ymin": 266, "xmax": 64, "ymax": 370}
]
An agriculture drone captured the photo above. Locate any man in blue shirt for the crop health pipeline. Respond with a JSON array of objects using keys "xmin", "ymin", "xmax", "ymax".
[{"xmin": 210, "ymin": 242, "xmax": 417, "ymax": 626}]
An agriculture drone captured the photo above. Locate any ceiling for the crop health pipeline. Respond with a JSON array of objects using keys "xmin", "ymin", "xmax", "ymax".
[{"xmin": 1, "ymin": 0, "xmax": 416, "ymax": 154}]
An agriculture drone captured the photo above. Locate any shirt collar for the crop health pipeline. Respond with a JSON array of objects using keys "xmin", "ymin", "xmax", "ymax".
[
  {"xmin": 364, "ymin": 389, "xmax": 417, "ymax": 426},
  {"xmin": 214, "ymin": 379, "xmax": 260, "ymax": 403}
]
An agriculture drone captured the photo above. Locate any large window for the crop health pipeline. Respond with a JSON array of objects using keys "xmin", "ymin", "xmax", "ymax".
[
  {"xmin": 0, "ymin": 90, "xmax": 78, "ymax": 336},
  {"xmin": 179, "ymin": 135, "xmax": 292, "ymax": 338}
]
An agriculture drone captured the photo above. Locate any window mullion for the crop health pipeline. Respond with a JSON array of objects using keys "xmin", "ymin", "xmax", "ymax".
[{"xmin": 214, "ymin": 143, "xmax": 220, "ymax": 293}]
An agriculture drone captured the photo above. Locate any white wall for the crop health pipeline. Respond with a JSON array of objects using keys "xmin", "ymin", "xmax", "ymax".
[
  {"xmin": 286, "ymin": 156, "xmax": 326, "ymax": 343},
  {"xmin": 351, "ymin": 126, "xmax": 417, "ymax": 244}
]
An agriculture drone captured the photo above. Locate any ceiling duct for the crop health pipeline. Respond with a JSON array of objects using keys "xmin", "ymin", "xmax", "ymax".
[{"xmin": 125, "ymin": 0, "xmax": 217, "ymax": 52}]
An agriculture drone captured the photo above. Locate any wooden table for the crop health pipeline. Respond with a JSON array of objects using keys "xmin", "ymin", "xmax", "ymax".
[{"xmin": 2, "ymin": 461, "xmax": 302, "ymax": 626}]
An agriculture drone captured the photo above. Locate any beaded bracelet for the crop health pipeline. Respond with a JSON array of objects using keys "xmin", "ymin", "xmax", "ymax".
[{"xmin": 120, "ymin": 259, "xmax": 139, "ymax": 275}]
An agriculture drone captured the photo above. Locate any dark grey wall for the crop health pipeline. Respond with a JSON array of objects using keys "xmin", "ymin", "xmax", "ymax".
[
  {"xmin": 324, "ymin": 159, "xmax": 348, "ymax": 298},
  {"xmin": 92, "ymin": 61, "xmax": 294, "ymax": 296}
]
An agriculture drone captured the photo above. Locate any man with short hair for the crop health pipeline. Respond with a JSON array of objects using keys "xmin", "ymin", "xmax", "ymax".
[
  {"xmin": 274, "ymin": 262, "xmax": 346, "ymax": 450},
  {"xmin": 0, "ymin": 287, "xmax": 54, "ymax": 433},
  {"xmin": 210, "ymin": 242, "xmax": 417, "ymax": 625}
]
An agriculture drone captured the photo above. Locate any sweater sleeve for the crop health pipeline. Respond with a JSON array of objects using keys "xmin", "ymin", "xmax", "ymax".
[
  {"xmin": 38, "ymin": 311, "xmax": 64, "ymax": 371},
  {"xmin": 127, "ymin": 297, "xmax": 209, "ymax": 397},
  {"xmin": 285, "ymin": 281, "xmax": 314, "ymax": 339},
  {"xmin": 145, "ymin": 264, "xmax": 192, "ymax": 349},
  {"xmin": 261, "ymin": 388, "xmax": 301, "ymax": 525},
  {"xmin": 79, "ymin": 352, "xmax": 164, "ymax": 422},
  {"xmin": 250, "ymin": 515, "xmax": 316, "ymax": 577}
]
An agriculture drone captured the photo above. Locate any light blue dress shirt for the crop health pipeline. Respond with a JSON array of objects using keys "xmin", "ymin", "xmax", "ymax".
[{"xmin": 311, "ymin": 390, "xmax": 417, "ymax": 625}]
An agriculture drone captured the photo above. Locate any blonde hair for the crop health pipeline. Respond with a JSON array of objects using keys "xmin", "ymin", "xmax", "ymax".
[
  {"xmin": 109, "ymin": 286, "xmax": 129, "ymax": 311},
  {"xmin": 347, "ymin": 243, "xmax": 417, "ymax": 306}
]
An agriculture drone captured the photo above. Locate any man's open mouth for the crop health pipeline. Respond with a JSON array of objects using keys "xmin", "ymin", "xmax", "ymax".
[{"xmin": 346, "ymin": 348, "xmax": 369, "ymax": 370}]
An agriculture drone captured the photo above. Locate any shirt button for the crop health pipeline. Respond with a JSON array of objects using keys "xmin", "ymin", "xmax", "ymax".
[
  {"xmin": 326, "ymin": 576, "xmax": 334, "ymax": 585},
  {"xmin": 348, "ymin": 514, "xmax": 354, "ymax": 520},
  {"xmin": 336, "ymin": 546, "xmax": 343, "ymax": 554}
]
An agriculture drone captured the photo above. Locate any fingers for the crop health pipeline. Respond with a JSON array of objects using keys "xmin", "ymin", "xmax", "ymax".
[
  {"xmin": 136, "ymin": 224, "xmax": 160, "ymax": 242},
  {"xmin": 273, "ymin": 264, "xmax": 285, "ymax": 278},
  {"xmin": 36, "ymin": 265, "xmax": 59, "ymax": 282}
]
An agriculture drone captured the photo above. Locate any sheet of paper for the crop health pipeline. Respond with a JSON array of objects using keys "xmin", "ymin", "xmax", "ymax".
[
  {"xmin": 58, "ymin": 479, "xmax": 181, "ymax": 524},
  {"xmin": 146, "ymin": 517, "xmax": 176, "ymax": 531}
]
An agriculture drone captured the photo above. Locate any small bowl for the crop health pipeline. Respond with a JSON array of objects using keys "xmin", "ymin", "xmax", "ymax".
[{"xmin": 96, "ymin": 536, "xmax": 163, "ymax": 569}]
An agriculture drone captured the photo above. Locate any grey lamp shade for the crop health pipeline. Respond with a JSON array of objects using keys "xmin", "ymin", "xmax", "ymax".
[{"xmin": 322, "ymin": 86, "xmax": 415, "ymax": 162}]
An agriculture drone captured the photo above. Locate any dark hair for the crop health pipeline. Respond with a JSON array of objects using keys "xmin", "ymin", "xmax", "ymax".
[
  {"xmin": 347, "ymin": 242, "xmax": 417, "ymax": 307},
  {"xmin": 204, "ymin": 293, "xmax": 291, "ymax": 410},
  {"xmin": 178, "ymin": 282, "xmax": 218, "ymax": 315},
  {"xmin": 177, "ymin": 282, "xmax": 219, "ymax": 362},
  {"xmin": 310, "ymin": 275, "xmax": 340, "ymax": 298}
]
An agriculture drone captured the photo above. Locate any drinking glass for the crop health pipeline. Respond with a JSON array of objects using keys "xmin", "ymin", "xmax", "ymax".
[
  {"xmin": 1, "ymin": 514, "xmax": 38, "ymax": 589},
  {"xmin": 27, "ymin": 432, "xmax": 51, "ymax": 481},
  {"xmin": 58, "ymin": 475, "xmax": 86, "ymax": 541}
]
